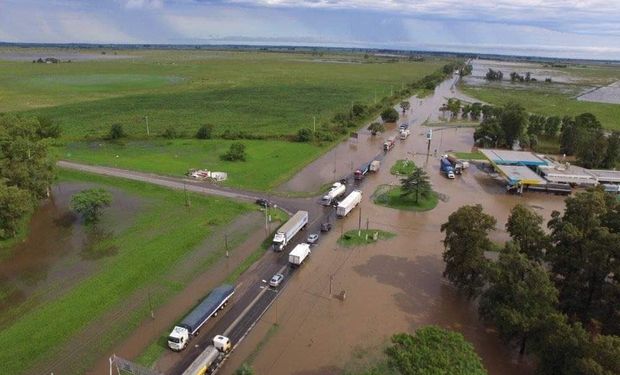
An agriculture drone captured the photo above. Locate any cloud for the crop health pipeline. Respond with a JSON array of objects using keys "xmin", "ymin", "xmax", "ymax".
[{"xmin": 121, "ymin": 0, "xmax": 163, "ymax": 9}]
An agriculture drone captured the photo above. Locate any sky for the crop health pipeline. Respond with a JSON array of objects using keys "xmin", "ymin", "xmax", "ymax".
[{"xmin": 1, "ymin": 0, "xmax": 620, "ymax": 60}]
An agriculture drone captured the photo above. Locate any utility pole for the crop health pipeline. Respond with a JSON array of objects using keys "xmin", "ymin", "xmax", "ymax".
[
  {"xmin": 366, "ymin": 217, "xmax": 369, "ymax": 231},
  {"xmin": 374, "ymin": 89, "xmax": 377, "ymax": 104},
  {"xmin": 313, "ymin": 116, "xmax": 316, "ymax": 133},
  {"xmin": 358, "ymin": 206, "xmax": 362, "ymax": 236},
  {"xmin": 144, "ymin": 115, "xmax": 150, "ymax": 136},
  {"xmin": 183, "ymin": 183, "xmax": 190, "ymax": 208},
  {"xmin": 264, "ymin": 206, "xmax": 269, "ymax": 236},
  {"xmin": 148, "ymin": 290, "xmax": 154, "ymax": 319},
  {"xmin": 329, "ymin": 274, "xmax": 334, "ymax": 296},
  {"xmin": 225, "ymin": 234, "xmax": 229, "ymax": 258}
]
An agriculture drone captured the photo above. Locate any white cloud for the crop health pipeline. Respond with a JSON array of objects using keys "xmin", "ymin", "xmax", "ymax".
[{"xmin": 122, "ymin": 0, "xmax": 163, "ymax": 9}]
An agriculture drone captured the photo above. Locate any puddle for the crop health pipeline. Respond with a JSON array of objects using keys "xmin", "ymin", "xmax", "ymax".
[{"xmin": 0, "ymin": 182, "xmax": 143, "ymax": 326}]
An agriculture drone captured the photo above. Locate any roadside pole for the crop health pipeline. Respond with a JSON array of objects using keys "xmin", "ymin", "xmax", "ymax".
[
  {"xmin": 358, "ymin": 206, "xmax": 362, "ymax": 236},
  {"xmin": 144, "ymin": 115, "xmax": 150, "ymax": 136}
]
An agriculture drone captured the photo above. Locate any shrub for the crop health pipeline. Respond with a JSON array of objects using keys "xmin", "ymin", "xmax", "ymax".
[
  {"xmin": 381, "ymin": 107, "xmax": 399, "ymax": 123},
  {"xmin": 195, "ymin": 124, "xmax": 214, "ymax": 139},
  {"xmin": 108, "ymin": 123, "xmax": 126, "ymax": 140},
  {"xmin": 220, "ymin": 142, "xmax": 247, "ymax": 161},
  {"xmin": 296, "ymin": 128, "xmax": 313, "ymax": 142},
  {"xmin": 162, "ymin": 126, "xmax": 178, "ymax": 139}
]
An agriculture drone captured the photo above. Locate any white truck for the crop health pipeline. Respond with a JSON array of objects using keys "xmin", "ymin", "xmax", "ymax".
[
  {"xmin": 168, "ymin": 285, "xmax": 234, "ymax": 351},
  {"xmin": 336, "ymin": 190, "xmax": 362, "ymax": 218},
  {"xmin": 182, "ymin": 335, "xmax": 232, "ymax": 375},
  {"xmin": 288, "ymin": 243, "xmax": 311, "ymax": 267},
  {"xmin": 321, "ymin": 182, "xmax": 346, "ymax": 206},
  {"xmin": 272, "ymin": 210, "xmax": 308, "ymax": 251},
  {"xmin": 399, "ymin": 129, "xmax": 410, "ymax": 139},
  {"xmin": 370, "ymin": 160, "xmax": 381, "ymax": 172}
]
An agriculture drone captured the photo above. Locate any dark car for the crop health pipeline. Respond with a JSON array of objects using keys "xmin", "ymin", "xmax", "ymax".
[
  {"xmin": 320, "ymin": 222, "xmax": 332, "ymax": 232},
  {"xmin": 399, "ymin": 123, "xmax": 409, "ymax": 130},
  {"xmin": 255, "ymin": 198, "xmax": 271, "ymax": 208}
]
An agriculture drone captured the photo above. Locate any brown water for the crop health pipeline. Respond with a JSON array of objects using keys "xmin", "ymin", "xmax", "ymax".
[
  {"xmin": 224, "ymin": 81, "xmax": 567, "ymax": 375},
  {"xmin": 0, "ymin": 182, "xmax": 142, "ymax": 327}
]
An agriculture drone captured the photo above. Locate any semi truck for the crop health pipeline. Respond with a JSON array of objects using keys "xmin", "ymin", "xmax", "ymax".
[
  {"xmin": 447, "ymin": 154, "xmax": 470, "ymax": 169},
  {"xmin": 336, "ymin": 190, "xmax": 362, "ymax": 217},
  {"xmin": 383, "ymin": 136, "xmax": 396, "ymax": 151},
  {"xmin": 354, "ymin": 162, "xmax": 371, "ymax": 180},
  {"xmin": 289, "ymin": 243, "xmax": 311, "ymax": 267},
  {"xmin": 182, "ymin": 335, "xmax": 232, "ymax": 375},
  {"xmin": 321, "ymin": 182, "xmax": 346, "ymax": 205},
  {"xmin": 272, "ymin": 210, "xmax": 308, "ymax": 251},
  {"xmin": 168, "ymin": 285, "xmax": 235, "ymax": 351},
  {"xmin": 440, "ymin": 157, "xmax": 456, "ymax": 179}
]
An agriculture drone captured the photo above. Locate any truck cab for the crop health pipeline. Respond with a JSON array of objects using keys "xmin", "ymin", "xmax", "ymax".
[
  {"xmin": 168, "ymin": 325, "xmax": 190, "ymax": 351},
  {"xmin": 213, "ymin": 335, "xmax": 232, "ymax": 353},
  {"xmin": 272, "ymin": 233, "xmax": 286, "ymax": 251}
]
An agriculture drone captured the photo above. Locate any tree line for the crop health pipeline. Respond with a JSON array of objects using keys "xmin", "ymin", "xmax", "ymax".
[
  {"xmin": 0, "ymin": 115, "xmax": 59, "ymax": 240},
  {"xmin": 441, "ymin": 190, "xmax": 619, "ymax": 375}
]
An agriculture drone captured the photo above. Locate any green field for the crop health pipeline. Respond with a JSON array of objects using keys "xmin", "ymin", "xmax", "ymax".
[
  {"xmin": 1, "ymin": 50, "xmax": 446, "ymax": 139},
  {"xmin": 0, "ymin": 169, "xmax": 254, "ymax": 375},
  {"xmin": 58, "ymin": 139, "xmax": 325, "ymax": 190},
  {"xmin": 462, "ymin": 84, "xmax": 620, "ymax": 131},
  {"xmin": 390, "ymin": 159, "xmax": 416, "ymax": 175}
]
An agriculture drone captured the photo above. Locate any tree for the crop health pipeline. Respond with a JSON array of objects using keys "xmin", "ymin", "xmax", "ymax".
[
  {"xmin": 235, "ymin": 363, "xmax": 254, "ymax": 375},
  {"xmin": 35, "ymin": 116, "xmax": 62, "ymax": 139},
  {"xmin": 368, "ymin": 122, "xmax": 385, "ymax": 135},
  {"xmin": 479, "ymin": 244, "xmax": 559, "ymax": 355},
  {"xmin": 386, "ymin": 327, "xmax": 487, "ymax": 375},
  {"xmin": 108, "ymin": 123, "xmax": 126, "ymax": 140},
  {"xmin": 441, "ymin": 205, "xmax": 496, "ymax": 298},
  {"xmin": 576, "ymin": 128, "xmax": 607, "ymax": 169},
  {"xmin": 577, "ymin": 334, "xmax": 620, "ymax": 375},
  {"xmin": 505, "ymin": 204, "xmax": 549, "ymax": 262},
  {"xmin": 195, "ymin": 124, "xmax": 214, "ymax": 139},
  {"xmin": 545, "ymin": 116, "xmax": 561, "ymax": 137},
  {"xmin": 602, "ymin": 131, "xmax": 620, "ymax": 169},
  {"xmin": 400, "ymin": 167, "xmax": 431, "ymax": 204},
  {"xmin": 381, "ymin": 107, "xmax": 399, "ymax": 123},
  {"xmin": 399, "ymin": 101, "xmax": 410, "ymax": 114},
  {"xmin": 220, "ymin": 142, "xmax": 247, "ymax": 161},
  {"xmin": 499, "ymin": 102, "xmax": 528, "ymax": 148},
  {"xmin": 547, "ymin": 189, "xmax": 620, "ymax": 335},
  {"xmin": 446, "ymin": 98, "xmax": 461, "ymax": 119},
  {"xmin": 485, "ymin": 69, "xmax": 503, "ymax": 81},
  {"xmin": 351, "ymin": 103, "xmax": 367, "ymax": 119},
  {"xmin": 296, "ymin": 128, "xmax": 313, "ymax": 142},
  {"xmin": 0, "ymin": 182, "xmax": 32, "ymax": 239},
  {"xmin": 70, "ymin": 188, "xmax": 112, "ymax": 224},
  {"xmin": 474, "ymin": 117, "xmax": 503, "ymax": 148},
  {"xmin": 469, "ymin": 102, "xmax": 482, "ymax": 120}
]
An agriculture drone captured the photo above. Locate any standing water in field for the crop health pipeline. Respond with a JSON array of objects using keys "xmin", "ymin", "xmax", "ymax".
[{"xmin": 0, "ymin": 182, "xmax": 142, "ymax": 327}]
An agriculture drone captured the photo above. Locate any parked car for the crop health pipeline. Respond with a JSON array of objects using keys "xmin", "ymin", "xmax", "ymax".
[
  {"xmin": 255, "ymin": 198, "xmax": 271, "ymax": 208},
  {"xmin": 269, "ymin": 273, "xmax": 284, "ymax": 287},
  {"xmin": 399, "ymin": 123, "xmax": 409, "ymax": 130},
  {"xmin": 320, "ymin": 222, "xmax": 332, "ymax": 232},
  {"xmin": 307, "ymin": 233, "xmax": 320, "ymax": 244}
]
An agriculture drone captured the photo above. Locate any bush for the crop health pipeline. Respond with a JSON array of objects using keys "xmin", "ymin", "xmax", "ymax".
[
  {"xmin": 296, "ymin": 128, "xmax": 313, "ymax": 142},
  {"xmin": 381, "ymin": 107, "xmax": 399, "ymax": 123},
  {"xmin": 70, "ymin": 188, "xmax": 112, "ymax": 224},
  {"xmin": 195, "ymin": 124, "xmax": 214, "ymax": 139},
  {"xmin": 220, "ymin": 142, "xmax": 247, "ymax": 161},
  {"xmin": 162, "ymin": 126, "xmax": 178, "ymax": 139},
  {"xmin": 108, "ymin": 123, "xmax": 126, "ymax": 140}
]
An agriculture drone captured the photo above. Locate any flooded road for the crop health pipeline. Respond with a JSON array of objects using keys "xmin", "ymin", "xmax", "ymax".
[
  {"xmin": 278, "ymin": 75, "xmax": 480, "ymax": 193},
  {"xmin": 0, "ymin": 182, "xmax": 142, "ymax": 327},
  {"xmin": 226, "ymin": 78, "xmax": 567, "ymax": 375}
]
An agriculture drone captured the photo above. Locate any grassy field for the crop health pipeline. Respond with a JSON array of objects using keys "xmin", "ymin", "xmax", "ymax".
[
  {"xmin": 0, "ymin": 169, "xmax": 254, "ymax": 375},
  {"xmin": 338, "ymin": 229, "xmax": 396, "ymax": 247},
  {"xmin": 461, "ymin": 84, "xmax": 620, "ymax": 131},
  {"xmin": 390, "ymin": 159, "xmax": 416, "ymax": 175},
  {"xmin": 373, "ymin": 185, "xmax": 438, "ymax": 212},
  {"xmin": 1, "ymin": 50, "xmax": 446, "ymax": 139},
  {"xmin": 453, "ymin": 151, "xmax": 484, "ymax": 160},
  {"xmin": 57, "ymin": 139, "xmax": 325, "ymax": 190}
]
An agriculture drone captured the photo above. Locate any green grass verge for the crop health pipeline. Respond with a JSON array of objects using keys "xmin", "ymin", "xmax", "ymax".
[
  {"xmin": 373, "ymin": 186, "xmax": 438, "ymax": 212},
  {"xmin": 453, "ymin": 151, "xmax": 484, "ymax": 160},
  {"xmin": 337, "ymin": 229, "xmax": 396, "ymax": 247},
  {"xmin": 0, "ymin": 168, "xmax": 253, "ymax": 375},
  {"xmin": 56, "ymin": 139, "xmax": 324, "ymax": 191},
  {"xmin": 390, "ymin": 159, "xmax": 416, "ymax": 175},
  {"xmin": 462, "ymin": 84, "xmax": 620, "ymax": 131}
]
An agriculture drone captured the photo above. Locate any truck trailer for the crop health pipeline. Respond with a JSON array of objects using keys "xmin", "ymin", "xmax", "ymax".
[
  {"xmin": 321, "ymin": 182, "xmax": 346, "ymax": 205},
  {"xmin": 369, "ymin": 160, "xmax": 381, "ymax": 172},
  {"xmin": 440, "ymin": 158, "xmax": 456, "ymax": 179},
  {"xmin": 272, "ymin": 210, "xmax": 309, "ymax": 251},
  {"xmin": 182, "ymin": 335, "xmax": 232, "ymax": 375},
  {"xmin": 168, "ymin": 285, "xmax": 235, "ymax": 351},
  {"xmin": 289, "ymin": 243, "xmax": 311, "ymax": 267},
  {"xmin": 383, "ymin": 136, "xmax": 396, "ymax": 151},
  {"xmin": 336, "ymin": 190, "xmax": 362, "ymax": 217}
]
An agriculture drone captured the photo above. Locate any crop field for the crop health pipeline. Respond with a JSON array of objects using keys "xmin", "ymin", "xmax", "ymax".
[
  {"xmin": 0, "ymin": 49, "xmax": 446, "ymax": 139},
  {"xmin": 0, "ymin": 169, "xmax": 254, "ymax": 375}
]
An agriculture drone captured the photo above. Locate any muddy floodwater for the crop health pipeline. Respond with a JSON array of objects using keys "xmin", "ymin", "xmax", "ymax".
[
  {"xmin": 0, "ymin": 182, "xmax": 142, "ymax": 326},
  {"xmin": 578, "ymin": 80, "xmax": 620, "ymax": 104},
  {"xmin": 226, "ymin": 78, "xmax": 568, "ymax": 375}
]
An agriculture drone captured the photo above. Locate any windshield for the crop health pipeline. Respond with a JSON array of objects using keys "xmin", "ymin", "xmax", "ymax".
[{"xmin": 168, "ymin": 336, "xmax": 181, "ymax": 343}]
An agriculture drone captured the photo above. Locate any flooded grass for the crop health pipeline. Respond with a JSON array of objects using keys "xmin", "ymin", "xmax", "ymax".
[
  {"xmin": 390, "ymin": 159, "xmax": 415, "ymax": 176},
  {"xmin": 0, "ymin": 169, "xmax": 253, "ymax": 375},
  {"xmin": 373, "ymin": 185, "xmax": 439, "ymax": 212},
  {"xmin": 454, "ymin": 151, "xmax": 484, "ymax": 160},
  {"xmin": 338, "ymin": 230, "xmax": 396, "ymax": 247}
]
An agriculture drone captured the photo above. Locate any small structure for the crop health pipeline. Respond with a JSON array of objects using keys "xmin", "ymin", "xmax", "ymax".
[
  {"xmin": 587, "ymin": 169, "xmax": 620, "ymax": 185},
  {"xmin": 188, "ymin": 169, "xmax": 228, "ymax": 181}
]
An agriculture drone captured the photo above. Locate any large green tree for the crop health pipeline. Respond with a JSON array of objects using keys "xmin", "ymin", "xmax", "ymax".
[
  {"xmin": 479, "ymin": 244, "xmax": 558, "ymax": 355},
  {"xmin": 441, "ymin": 205, "xmax": 496, "ymax": 298},
  {"xmin": 505, "ymin": 204, "xmax": 549, "ymax": 262},
  {"xmin": 381, "ymin": 107, "xmax": 399, "ymax": 123},
  {"xmin": 547, "ymin": 189, "xmax": 620, "ymax": 335},
  {"xmin": 400, "ymin": 167, "xmax": 431, "ymax": 204},
  {"xmin": 499, "ymin": 102, "xmax": 528, "ymax": 148},
  {"xmin": 386, "ymin": 327, "xmax": 487, "ymax": 375},
  {"xmin": 0, "ymin": 182, "xmax": 32, "ymax": 239}
]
